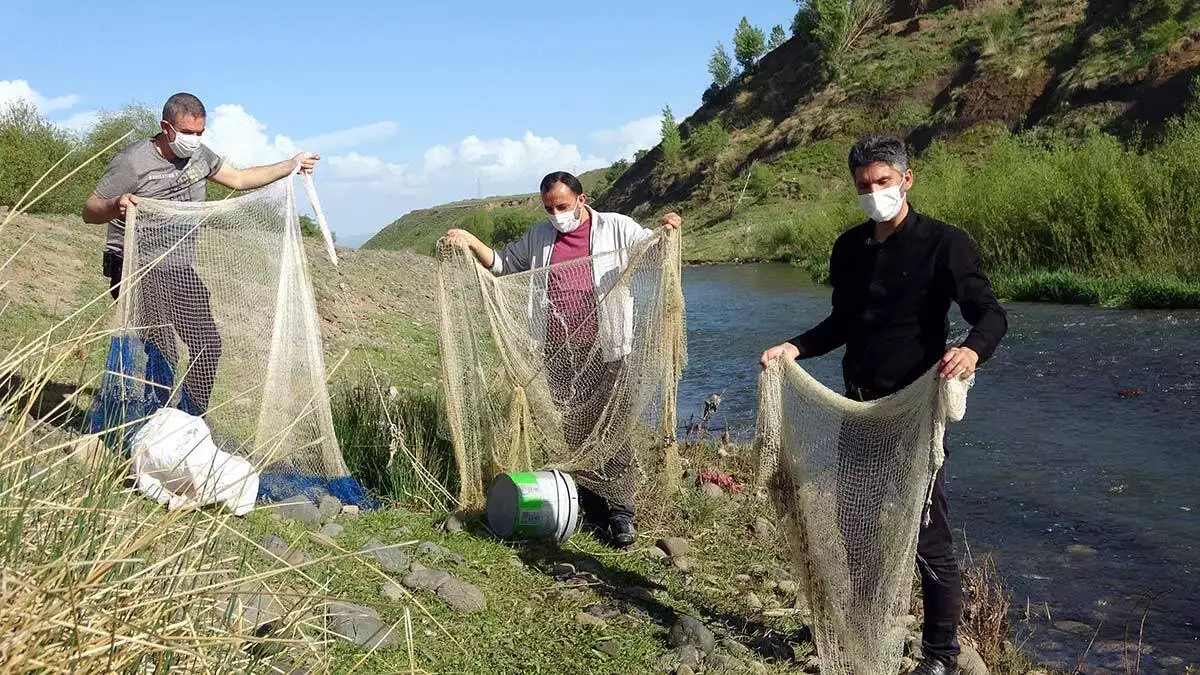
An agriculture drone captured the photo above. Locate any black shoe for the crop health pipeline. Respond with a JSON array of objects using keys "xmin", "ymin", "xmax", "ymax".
[
  {"xmin": 912, "ymin": 657, "xmax": 960, "ymax": 675},
  {"xmin": 608, "ymin": 515, "xmax": 637, "ymax": 549}
]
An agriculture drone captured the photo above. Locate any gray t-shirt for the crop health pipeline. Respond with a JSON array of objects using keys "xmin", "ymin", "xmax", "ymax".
[{"xmin": 93, "ymin": 138, "xmax": 224, "ymax": 256}]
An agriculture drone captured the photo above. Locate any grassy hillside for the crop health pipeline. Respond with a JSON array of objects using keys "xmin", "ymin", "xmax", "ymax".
[
  {"xmin": 363, "ymin": 167, "xmax": 608, "ymax": 254},
  {"xmin": 597, "ymin": 0, "xmax": 1200, "ymax": 307}
]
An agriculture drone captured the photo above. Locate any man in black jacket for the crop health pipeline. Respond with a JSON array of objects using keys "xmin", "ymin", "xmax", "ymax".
[{"xmin": 760, "ymin": 134, "xmax": 1008, "ymax": 675}]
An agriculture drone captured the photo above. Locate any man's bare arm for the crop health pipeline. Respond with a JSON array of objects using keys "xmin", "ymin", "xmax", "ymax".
[
  {"xmin": 209, "ymin": 153, "xmax": 319, "ymax": 191},
  {"xmin": 83, "ymin": 193, "xmax": 138, "ymax": 224}
]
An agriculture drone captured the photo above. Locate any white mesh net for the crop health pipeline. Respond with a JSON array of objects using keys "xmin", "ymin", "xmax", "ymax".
[
  {"xmin": 755, "ymin": 357, "xmax": 972, "ymax": 675},
  {"xmin": 90, "ymin": 175, "xmax": 353, "ymax": 500},
  {"xmin": 436, "ymin": 229, "xmax": 687, "ymax": 508}
]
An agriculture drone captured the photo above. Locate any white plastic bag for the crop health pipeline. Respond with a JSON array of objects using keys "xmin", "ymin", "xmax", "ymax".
[{"xmin": 129, "ymin": 407, "xmax": 259, "ymax": 516}]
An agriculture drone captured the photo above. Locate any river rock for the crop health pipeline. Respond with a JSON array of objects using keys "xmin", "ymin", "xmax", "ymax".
[
  {"xmin": 744, "ymin": 592, "xmax": 763, "ymax": 609},
  {"xmin": 657, "ymin": 537, "xmax": 690, "ymax": 557},
  {"xmin": 380, "ymin": 580, "xmax": 406, "ymax": 602},
  {"xmin": 677, "ymin": 665, "xmax": 696, "ymax": 675},
  {"xmin": 1053, "ymin": 620, "xmax": 1093, "ymax": 636},
  {"xmin": 552, "ymin": 562, "xmax": 577, "ymax": 579},
  {"xmin": 668, "ymin": 615, "xmax": 716, "ymax": 656},
  {"xmin": 720, "ymin": 638, "xmax": 751, "ymax": 655},
  {"xmin": 340, "ymin": 504, "xmax": 360, "ymax": 518},
  {"xmin": 362, "ymin": 538, "xmax": 409, "ymax": 574},
  {"xmin": 959, "ymin": 643, "xmax": 989, "ymax": 675},
  {"xmin": 733, "ymin": 574, "xmax": 752, "ymax": 584},
  {"xmin": 748, "ymin": 661, "xmax": 769, "ymax": 675},
  {"xmin": 699, "ymin": 482, "xmax": 726, "ymax": 500},
  {"xmin": 442, "ymin": 511, "xmax": 468, "ymax": 533},
  {"xmin": 327, "ymin": 602, "xmax": 398, "ymax": 650},
  {"xmin": 595, "ymin": 638, "xmax": 621, "ymax": 657},
  {"xmin": 261, "ymin": 534, "xmax": 310, "ymax": 566},
  {"xmin": 272, "ymin": 496, "xmax": 323, "ymax": 524},
  {"xmin": 585, "ymin": 603, "xmax": 621, "ymax": 621},
  {"xmin": 749, "ymin": 517, "xmax": 777, "ymax": 539},
  {"xmin": 418, "ymin": 541, "xmax": 464, "ymax": 564},
  {"xmin": 644, "ymin": 546, "xmax": 669, "ymax": 562},
  {"xmin": 436, "ymin": 577, "xmax": 486, "ymax": 613},
  {"xmin": 319, "ymin": 523, "xmax": 344, "ymax": 539},
  {"xmin": 317, "ymin": 495, "xmax": 342, "ymax": 523},
  {"xmin": 576, "ymin": 611, "xmax": 606, "ymax": 628},
  {"xmin": 677, "ymin": 645, "xmax": 703, "ymax": 668},
  {"xmin": 777, "ymin": 580, "xmax": 799, "ymax": 596},
  {"xmin": 671, "ymin": 556, "xmax": 694, "ymax": 573},
  {"xmin": 707, "ymin": 654, "xmax": 745, "ymax": 671},
  {"xmin": 402, "ymin": 569, "xmax": 453, "ymax": 592}
]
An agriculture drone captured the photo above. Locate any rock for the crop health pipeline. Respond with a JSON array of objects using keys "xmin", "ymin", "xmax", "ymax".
[
  {"xmin": 707, "ymin": 654, "xmax": 744, "ymax": 671},
  {"xmin": 272, "ymin": 497, "xmax": 323, "ymax": 524},
  {"xmin": 576, "ymin": 612, "xmax": 607, "ymax": 628},
  {"xmin": 340, "ymin": 504, "xmax": 360, "ymax": 518},
  {"xmin": 750, "ymin": 516, "xmax": 777, "ymax": 539},
  {"xmin": 319, "ymin": 523, "xmax": 344, "ymax": 539},
  {"xmin": 720, "ymin": 638, "xmax": 751, "ymax": 655},
  {"xmin": 585, "ymin": 603, "xmax": 621, "ymax": 621},
  {"xmin": 748, "ymin": 662, "xmax": 769, "ymax": 675},
  {"xmin": 417, "ymin": 541, "xmax": 464, "ymax": 564},
  {"xmin": 677, "ymin": 645, "xmax": 703, "ymax": 668},
  {"xmin": 260, "ymin": 534, "xmax": 311, "ymax": 566},
  {"xmin": 744, "ymin": 592, "xmax": 763, "ymax": 609},
  {"xmin": 699, "ymin": 482, "xmax": 726, "ymax": 500},
  {"xmin": 595, "ymin": 638, "xmax": 621, "ymax": 657},
  {"xmin": 777, "ymin": 580, "xmax": 799, "ymax": 596},
  {"xmin": 644, "ymin": 547, "xmax": 669, "ymax": 562},
  {"xmin": 402, "ymin": 569, "xmax": 453, "ymax": 592},
  {"xmin": 508, "ymin": 557, "xmax": 525, "ymax": 568},
  {"xmin": 1053, "ymin": 620, "xmax": 1093, "ymax": 636},
  {"xmin": 443, "ymin": 511, "xmax": 467, "ymax": 533},
  {"xmin": 733, "ymin": 574, "xmax": 752, "ymax": 584},
  {"xmin": 317, "ymin": 495, "xmax": 342, "ymax": 523},
  {"xmin": 236, "ymin": 588, "xmax": 285, "ymax": 629},
  {"xmin": 574, "ymin": 557, "xmax": 603, "ymax": 574},
  {"xmin": 959, "ymin": 643, "xmax": 989, "ymax": 675},
  {"xmin": 905, "ymin": 634, "xmax": 924, "ymax": 659},
  {"xmin": 436, "ymin": 577, "xmax": 486, "ymax": 613},
  {"xmin": 552, "ymin": 562, "xmax": 577, "ymax": 579},
  {"xmin": 624, "ymin": 586, "xmax": 656, "ymax": 604},
  {"xmin": 380, "ymin": 578, "xmax": 407, "ymax": 601},
  {"xmin": 676, "ymin": 666, "xmax": 696, "ymax": 675},
  {"xmin": 670, "ymin": 557, "xmax": 694, "ymax": 573},
  {"xmin": 753, "ymin": 635, "xmax": 796, "ymax": 663},
  {"xmin": 668, "ymin": 615, "xmax": 716, "ymax": 656},
  {"xmin": 361, "ymin": 538, "xmax": 409, "ymax": 574},
  {"xmin": 326, "ymin": 601, "xmax": 398, "ymax": 650},
  {"xmin": 657, "ymin": 537, "xmax": 690, "ymax": 558},
  {"xmin": 1066, "ymin": 544, "xmax": 1098, "ymax": 555},
  {"xmin": 768, "ymin": 567, "xmax": 792, "ymax": 582}
]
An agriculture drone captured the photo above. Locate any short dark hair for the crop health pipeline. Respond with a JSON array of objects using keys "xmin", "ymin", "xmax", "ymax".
[
  {"xmin": 848, "ymin": 134, "xmax": 908, "ymax": 174},
  {"xmin": 539, "ymin": 171, "xmax": 584, "ymax": 196},
  {"xmin": 162, "ymin": 92, "xmax": 206, "ymax": 124}
]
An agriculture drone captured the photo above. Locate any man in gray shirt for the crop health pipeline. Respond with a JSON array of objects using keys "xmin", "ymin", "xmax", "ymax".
[{"xmin": 82, "ymin": 91, "xmax": 318, "ymax": 415}]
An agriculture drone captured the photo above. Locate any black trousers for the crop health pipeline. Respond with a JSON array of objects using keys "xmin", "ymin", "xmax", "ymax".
[
  {"xmin": 104, "ymin": 251, "xmax": 223, "ymax": 414},
  {"xmin": 544, "ymin": 342, "xmax": 635, "ymax": 524},
  {"xmin": 841, "ymin": 386, "xmax": 962, "ymax": 662}
]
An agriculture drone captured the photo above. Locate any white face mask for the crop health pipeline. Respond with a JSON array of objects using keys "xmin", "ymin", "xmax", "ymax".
[
  {"xmin": 548, "ymin": 203, "xmax": 582, "ymax": 234},
  {"xmin": 858, "ymin": 184, "xmax": 905, "ymax": 222},
  {"xmin": 167, "ymin": 124, "xmax": 203, "ymax": 159}
]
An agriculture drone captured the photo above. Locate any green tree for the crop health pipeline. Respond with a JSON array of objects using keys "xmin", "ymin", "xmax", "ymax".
[
  {"xmin": 686, "ymin": 120, "xmax": 729, "ymax": 161},
  {"xmin": 634, "ymin": 149, "xmax": 649, "ymax": 163},
  {"xmin": 299, "ymin": 214, "xmax": 319, "ymax": 237},
  {"xmin": 604, "ymin": 159, "xmax": 630, "ymax": 186},
  {"xmin": 660, "ymin": 105, "xmax": 683, "ymax": 166},
  {"xmin": 708, "ymin": 41, "xmax": 733, "ymax": 88},
  {"xmin": 459, "ymin": 210, "xmax": 494, "ymax": 245},
  {"xmin": 491, "ymin": 208, "xmax": 539, "ymax": 249},
  {"xmin": 733, "ymin": 17, "xmax": 767, "ymax": 70},
  {"xmin": 768, "ymin": 24, "xmax": 787, "ymax": 50},
  {"xmin": 0, "ymin": 100, "xmax": 75, "ymax": 213},
  {"xmin": 794, "ymin": 0, "xmax": 887, "ymax": 66}
]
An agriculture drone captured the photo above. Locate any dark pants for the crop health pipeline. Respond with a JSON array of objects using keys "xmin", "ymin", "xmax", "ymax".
[
  {"xmin": 544, "ymin": 342, "xmax": 635, "ymax": 524},
  {"xmin": 104, "ymin": 251, "xmax": 223, "ymax": 414},
  {"xmin": 842, "ymin": 386, "xmax": 962, "ymax": 663}
]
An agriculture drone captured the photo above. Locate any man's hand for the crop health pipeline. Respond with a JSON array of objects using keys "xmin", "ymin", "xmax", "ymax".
[
  {"xmin": 940, "ymin": 346, "xmax": 979, "ymax": 379},
  {"xmin": 114, "ymin": 193, "xmax": 138, "ymax": 218},
  {"xmin": 443, "ymin": 228, "xmax": 482, "ymax": 249},
  {"xmin": 660, "ymin": 212, "xmax": 682, "ymax": 230},
  {"xmin": 292, "ymin": 152, "xmax": 320, "ymax": 173},
  {"xmin": 760, "ymin": 342, "xmax": 800, "ymax": 369}
]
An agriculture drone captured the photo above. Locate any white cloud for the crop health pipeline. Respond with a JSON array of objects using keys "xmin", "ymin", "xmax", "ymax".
[
  {"xmin": 591, "ymin": 115, "xmax": 660, "ymax": 161},
  {"xmin": 456, "ymin": 130, "xmax": 607, "ymax": 182},
  {"xmin": 202, "ymin": 103, "xmax": 297, "ymax": 167},
  {"xmin": 296, "ymin": 121, "xmax": 399, "ymax": 154},
  {"xmin": 0, "ymin": 80, "xmax": 80, "ymax": 114},
  {"xmin": 56, "ymin": 110, "xmax": 101, "ymax": 134},
  {"xmin": 423, "ymin": 145, "xmax": 454, "ymax": 173}
]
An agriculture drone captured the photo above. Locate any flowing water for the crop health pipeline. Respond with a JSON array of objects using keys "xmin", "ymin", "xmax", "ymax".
[{"xmin": 676, "ymin": 263, "xmax": 1200, "ymax": 670}]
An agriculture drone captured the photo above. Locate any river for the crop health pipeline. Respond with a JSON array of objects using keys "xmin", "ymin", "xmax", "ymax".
[{"xmin": 675, "ymin": 263, "xmax": 1200, "ymax": 670}]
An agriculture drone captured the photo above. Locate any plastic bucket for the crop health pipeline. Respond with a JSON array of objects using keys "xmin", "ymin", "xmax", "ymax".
[{"xmin": 485, "ymin": 469, "xmax": 580, "ymax": 542}]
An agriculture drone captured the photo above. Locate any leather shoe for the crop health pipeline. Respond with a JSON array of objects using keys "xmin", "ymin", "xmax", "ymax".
[
  {"xmin": 912, "ymin": 656, "xmax": 960, "ymax": 675},
  {"xmin": 608, "ymin": 515, "xmax": 637, "ymax": 548}
]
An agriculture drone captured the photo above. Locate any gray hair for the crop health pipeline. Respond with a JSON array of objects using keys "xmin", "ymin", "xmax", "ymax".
[
  {"xmin": 162, "ymin": 92, "xmax": 206, "ymax": 124},
  {"xmin": 848, "ymin": 134, "xmax": 908, "ymax": 175}
]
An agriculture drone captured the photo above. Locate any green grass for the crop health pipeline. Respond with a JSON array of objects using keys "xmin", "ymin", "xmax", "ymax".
[{"xmin": 993, "ymin": 270, "xmax": 1200, "ymax": 309}]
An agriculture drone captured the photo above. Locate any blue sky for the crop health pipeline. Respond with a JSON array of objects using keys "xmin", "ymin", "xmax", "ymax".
[{"xmin": 3, "ymin": 0, "xmax": 796, "ymax": 244}]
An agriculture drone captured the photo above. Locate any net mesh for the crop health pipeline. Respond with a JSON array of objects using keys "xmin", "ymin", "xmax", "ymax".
[
  {"xmin": 88, "ymin": 176, "xmax": 366, "ymax": 505},
  {"xmin": 436, "ymin": 228, "xmax": 687, "ymax": 508},
  {"xmin": 755, "ymin": 357, "xmax": 971, "ymax": 675}
]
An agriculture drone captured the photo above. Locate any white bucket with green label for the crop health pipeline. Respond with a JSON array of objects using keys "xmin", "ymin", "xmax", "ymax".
[{"xmin": 485, "ymin": 469, "xmax": 580, "ymax": 542}]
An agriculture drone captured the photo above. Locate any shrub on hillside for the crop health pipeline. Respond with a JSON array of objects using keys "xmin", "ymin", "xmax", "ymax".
[
  {"xmin": 492, "ymin": 208, "xmax": 540, "ymax": 248},
  {"xmin": 686, "ymin": 120, "xmax": 729, "ymax": 162},
  {"xmin": 0, "ymin": 101, "xmax": 75, "ymax": 212},
  {"xmin": 793, "ymin": 0, "xmax": 888, "ymax": 71}
]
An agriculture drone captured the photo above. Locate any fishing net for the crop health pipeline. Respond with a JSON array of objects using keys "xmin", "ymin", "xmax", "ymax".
[
  {"xmin": 87, "ymin": 173, "xmax": 371, "ymax": 507},
  {"xmin": 755, "ymin": 357, "xmax": 972, "ymax": 675},
  {"xmin": 437, "ymin": 228, "xmax": 686, "ymax": 508}
]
